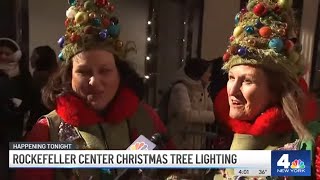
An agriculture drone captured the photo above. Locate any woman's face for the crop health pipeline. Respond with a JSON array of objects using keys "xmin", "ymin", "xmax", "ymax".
[
  {"xmin": 71, "ymin": 49, "xmax": 120, "ymax": 111},
  {"xmin": 0, "ymin": 46, "xmax": 14, "ymax": 63},
  {"xmin": 227, "ymin": 65, "xmax": 272, "ymax": 121}
]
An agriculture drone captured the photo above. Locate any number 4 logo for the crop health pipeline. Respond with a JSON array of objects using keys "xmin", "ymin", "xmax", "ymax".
[{"xmin": 277, "ymin": 154, "xmax": 290, "ymax": 169}]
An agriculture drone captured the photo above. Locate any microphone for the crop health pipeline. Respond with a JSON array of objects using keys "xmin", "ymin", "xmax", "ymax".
[{"xmin": 114, "ymin": 133, "xmax": 167, "ymax": 180}]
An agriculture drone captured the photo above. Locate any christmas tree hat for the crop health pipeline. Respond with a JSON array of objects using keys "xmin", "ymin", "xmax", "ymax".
[
  {"xmin": 222, "ymin": 0, "xmax": 304, "ymax": 80},
  {"xmin": 57, "ymin": 0, "xmax": 135, "ymax": 62}
]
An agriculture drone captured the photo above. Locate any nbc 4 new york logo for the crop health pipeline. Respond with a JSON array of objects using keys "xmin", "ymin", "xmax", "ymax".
[
  {"xmin": 277, "ymin": 155, "xmax": 305, "ymax": 173},
  {"xmin": 271, "ymin": 151, "xmax": 311, "ymax": 176}
]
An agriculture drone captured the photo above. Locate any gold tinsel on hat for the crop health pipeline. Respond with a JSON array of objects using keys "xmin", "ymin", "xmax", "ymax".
[
  {"xmin": 222, "ymin": 0, "xmax": 304, "ymax": 80},
  {"xmin": 57, "ymin": 0, "xmax": 136, "ymax": 62}
]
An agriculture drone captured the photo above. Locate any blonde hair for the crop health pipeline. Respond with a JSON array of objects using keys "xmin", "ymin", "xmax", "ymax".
[{"xmin": 265, "ymin": 68, "xmax": 313, "ymax": 141}]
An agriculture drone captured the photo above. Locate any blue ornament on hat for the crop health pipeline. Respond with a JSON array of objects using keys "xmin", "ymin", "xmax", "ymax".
[
  {"xmin": 255, "ymin": 19, "xmax": 263, "ymax": 28},
  {"xmin": 58, "ymin": 52, "xmax": 64, "ymax": 61},
  {"xmin": 99, "ymin": 30, "xmax": 108, "ymax": 40},
  {"xmin": 269, "ymin": 38, "xmax": 284, "ymax": 52},
  {"xmin": 57, "ymin": 36, "xmax": 65, "ymax": 48},
  {"xmin": 68, "ymin": 0, "xmax": 77, "ymax": 6},
  {"xmin": 237, "ymin": 47, "xmax": 248, "ymax": 57},
  {"xmin": 235, "ymin": 13, "xmax": 240, "ymax": 25},
  {"xmin": 245, "ymin": 26, "xmax": 255, "ymax": 34},
  {"xmin": 108, "ymin": 24, "xmax": 120, "ymax": 37},
  {"xmin": 92, "ymin": 18, "xmax": 101, "ymax": 26}
]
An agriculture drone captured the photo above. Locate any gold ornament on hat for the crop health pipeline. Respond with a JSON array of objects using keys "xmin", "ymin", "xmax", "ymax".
[
  {"xmin": 84, "ymin": 0, "xmax": 95, "ymax": 10},
  {"xmin": 248, "ymin": 39, "xmax": 257, "ymax": 47},
  {"xmin": 89, "ymin": 12, "xmax": 97, "ymax": 19},
  {"xmin": 75, "ymin": 11, "xmax": 89, "ymax": 25},
  {"xmin": 277, "ymin": 28, "xmax": 286, "ymax": 36},
  {"xmin": 233, "ymin": 26, "xmax": 243, "ymax": 38},
  {"xmin": 277, "ymin": 0, "xmax": 293, "ymax": 10},
  {"xmin": 115, "ymin": 40, "xmax": 124, "ymax": 50}
]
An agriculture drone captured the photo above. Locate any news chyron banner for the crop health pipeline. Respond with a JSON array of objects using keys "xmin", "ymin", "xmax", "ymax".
[{"xmin": 9, "ymin": 142, "xmax": 311, "ymax": 177}]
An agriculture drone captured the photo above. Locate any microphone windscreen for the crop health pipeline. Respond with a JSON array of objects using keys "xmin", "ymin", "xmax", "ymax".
[{"xmin": 126, "ymin": 135, "xmax": 157, "ymax": 150}]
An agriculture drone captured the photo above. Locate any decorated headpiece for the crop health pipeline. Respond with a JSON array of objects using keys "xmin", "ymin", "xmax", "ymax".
[
  {"xmin": 57, "ymin": 0, "xmax": 136, "ymax": 62},
  {"xmin": 222, "ymin": 0, "xmax": 304, "ymax": 79}
]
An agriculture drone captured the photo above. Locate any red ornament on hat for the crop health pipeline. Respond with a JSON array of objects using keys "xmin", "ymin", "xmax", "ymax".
[
  {"xmin": 84, "ymin": 26, "xmax": 94, "ymax": 34},
  {"xmin": 108, "ymin": 4, "xmax": 115, "ymax": 13},
  {"xmin": 285, "ymin": 40, "xmax": 294, "ymax": 52},
  {"xmin": 229, "ymin": 36, "xmax": 235, "ymax": 42},
  {"xmin": 70, "ymin": 33, "xmax": 81, "ymax": 43},
  {"xmin": 259, "ymin": 26, "xmax": 272, "ymax": 38},
  {"xmin": 273, "ymin": 5, "xmax": 282, "ymax": 14},
  {"xmin": 95, "ymin": 0, "xmax": 107, "ymax": 7},
  {"xmin": 223, "ymin": 52, "xmax": 231, "ymax": 62},
  {"xmin": 65, "ymin": 19, "xmax": 70, "ymax": 27},
  {"xmin": 228, "ymin": 45, "xmax": 238, "ymax": 55},
  {"xmin": 253, "ymin": 3, "xmax": 268, "ymax": 17},
  {"xmin": 102, "ymin": 18, "xmax": 111, "ymax": 28},
  {"xmin": 241, "ymin": 8, "xmax": 248, "ymax": 14}
]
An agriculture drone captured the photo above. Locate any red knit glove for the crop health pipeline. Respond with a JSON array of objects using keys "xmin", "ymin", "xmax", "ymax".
[{"xmin": 315, "ymin": 135, "xmax": 320, "ymax": 180}]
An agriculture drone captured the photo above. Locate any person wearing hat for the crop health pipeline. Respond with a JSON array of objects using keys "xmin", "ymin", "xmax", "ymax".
[
  {"xmin": 15, "ymin": 1, "xmax": 174, "ymax": 179},
  {"xmin": 211, "ymin": 0, "xmax": 318, "ymax": 179},
  {"xmin": 0, "ymin": 37, "xmax": 31, "ymax": 141},
  {"xmin": 0, "ymin": 37, "xmax": 32, "ymax": 180}
]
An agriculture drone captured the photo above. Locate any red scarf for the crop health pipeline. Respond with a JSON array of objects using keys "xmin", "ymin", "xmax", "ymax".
[{"xmin": 55, "ymin": 87, "xmax": 140, "ymax": 127}]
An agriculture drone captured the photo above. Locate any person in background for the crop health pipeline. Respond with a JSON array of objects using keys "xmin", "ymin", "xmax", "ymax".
[
  {"xmin": 167, "ymin": 57, "xmax": 215, "ymax": 150},
  {"xmin": 0, "ymin": 37, "xmax": 31, "ymax": 142},
  {"xmin": 15, "ymin": 1, "xmax": 174, "ymax": 180},
  {"xmin": 27, "ymin": 45, "xmax": 58, "ymax": 131},
  {"xmin": 213, "ymin": 0, "xmax": 318, "ymax": 179},
  {"xmin": 207, "ymin": 57, "xmax": 232, "ymax": 151},
  {"xmin": 166, "ymin": 57, "xmax": 215, "ymax": 178},
  {"xmin": 0, "ymin": 37, "xmax": 32, "ymax": 180},
  {"xmin": 208, "ymin": 57, "xmax": 228, "ymax": 100}
]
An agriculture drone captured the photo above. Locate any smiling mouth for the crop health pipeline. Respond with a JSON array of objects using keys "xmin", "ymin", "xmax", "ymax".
[{"xmin": 231, "ymin": 99, "xmax": 243, "ymax": 106}]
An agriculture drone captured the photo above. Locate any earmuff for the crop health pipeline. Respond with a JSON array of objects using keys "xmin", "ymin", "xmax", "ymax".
[
  {"xmin": 0, "ymin": 38, "xmax": 22, "ymax": 60},
  {"xmin": 12, "ymin": 50, "xmax": 22, "ymax": 60}
]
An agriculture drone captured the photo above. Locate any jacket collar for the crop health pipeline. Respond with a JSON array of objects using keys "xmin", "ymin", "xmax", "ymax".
[{"xmin": 55, "ymin": 87, "xmax": 140, "ymax": 127}]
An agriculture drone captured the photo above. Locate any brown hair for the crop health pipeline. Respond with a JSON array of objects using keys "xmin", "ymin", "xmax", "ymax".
[
  {"xmin": 41, "ymin": 61, "xmax": 73, "ymax": 110},
  {"xmin": 263, "ymin": 67, "xmax": 312, "ymax": 141},
  {"xmin": 42, "ymin": 52, "xmax": 144, "ymax": 110}
]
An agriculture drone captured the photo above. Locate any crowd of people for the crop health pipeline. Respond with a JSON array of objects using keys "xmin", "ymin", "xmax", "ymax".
[{"xmin": 0, "ymin": 0, "xmax": 319, "ymax": 179}]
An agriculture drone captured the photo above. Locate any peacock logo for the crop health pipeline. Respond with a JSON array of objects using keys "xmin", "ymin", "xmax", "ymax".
[
  {"xmin": 290, "ymin": 159, "xmax": 305, "ymax": 169},
  {"xmin": 129, "ymin": 142, "xmax": 149, "ymax": 150}
]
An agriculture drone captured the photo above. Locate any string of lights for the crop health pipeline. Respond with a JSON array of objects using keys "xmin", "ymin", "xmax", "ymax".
[
  {"xmin": 143, "ymin": 0, "xmax": 159, "ymax": 105},
  {"xmin": 144, "ymin": 1, "xmax": 157, "ymax": 81}
]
